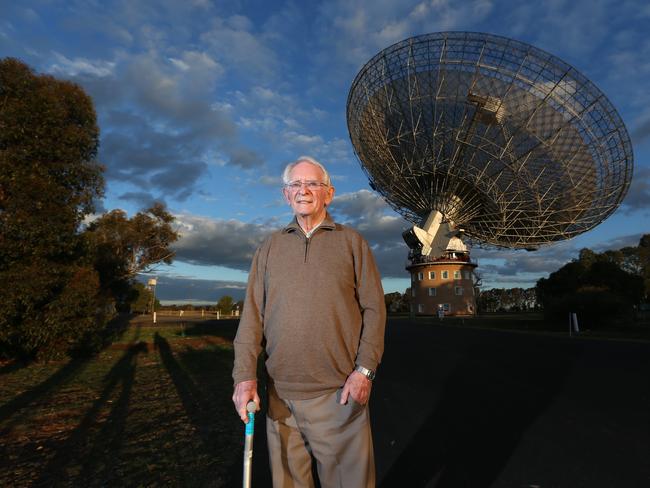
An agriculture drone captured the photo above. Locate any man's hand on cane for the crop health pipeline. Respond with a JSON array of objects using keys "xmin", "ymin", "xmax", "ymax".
[{"xmin": 233, "ymin": 379, "xmax": 260, "ymax": 423}]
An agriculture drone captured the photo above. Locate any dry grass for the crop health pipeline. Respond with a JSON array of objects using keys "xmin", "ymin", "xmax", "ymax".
[{"xmin": 0, "ymin": 318, "xmax": 244, "ymax": 487}]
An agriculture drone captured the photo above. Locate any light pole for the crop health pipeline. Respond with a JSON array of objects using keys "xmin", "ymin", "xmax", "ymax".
[{"xmin": 148, "ymin": 278, "xmax": 157, "ymax": 324}]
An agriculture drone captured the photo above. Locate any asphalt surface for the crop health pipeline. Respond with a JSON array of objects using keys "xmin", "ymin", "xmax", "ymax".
[{"xmin": 245, "ymin": 319, "xmax": 650, "ymax": 488}]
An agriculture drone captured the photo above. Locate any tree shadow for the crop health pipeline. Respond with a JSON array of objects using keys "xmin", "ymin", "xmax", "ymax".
[
  {"xmin": 32, "ymin": 341, "xmax": 148, "ymax": 486},
  {"xmin": 154, "ymin": 332, "xmax": 264, "ymax": 486},
  {"xmin": 0, "ymin": 360, "xmax": 31, "ymax": 376},
  {"xmin": 0, "ymin": 357, "xmax": 89, "ymax": 425},
  {"xmin": 377, "ymin": 332, "xmax": 580, "ymax": 487},
  {"xmin": 180, "ymin": 318, "xmax": 240, "ymax": 342},
  {"xmin": 0, "ymin": 314, "xmax": 135, "ymax": 425}
]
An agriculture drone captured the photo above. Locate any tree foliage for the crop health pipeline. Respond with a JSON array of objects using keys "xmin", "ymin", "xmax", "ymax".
[
  {"xmin": 0, "ymin": 59, "xmax": 179, "ymax": 360},
  {"xmin": 0, "ymin": 58, "xmax": 104, "ymax": 359},
  {"xmin": 384, "ymin": 291, "xmax": 411, "ymax": 313},
  {"xmin": 84, "ymin": 203, "xmax": 179, "ymax": 309},
  {"xmin": 477, "ymin": 287, "xmax": 537, "ymax": 313},
  {"xmin": 216, "ymin": 295, "xmax": 234, "ymax": 314},
  {"xmin": 130, "ymin": 282, "xmax": 160, "ymax": 314},
  {"xmin": 536, "ymin": 239, "xmax": 647, "ymax": 329}
]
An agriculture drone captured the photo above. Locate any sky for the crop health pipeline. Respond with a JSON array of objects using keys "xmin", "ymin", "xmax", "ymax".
[{"xmin": 2, "ymin": 0, "xmax": 650, "ymax": 304}]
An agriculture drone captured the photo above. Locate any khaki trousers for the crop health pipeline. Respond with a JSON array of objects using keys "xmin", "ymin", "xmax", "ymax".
[{"xmin": 266, "ymin": 389, "xmax": 375, "ymax": 488}]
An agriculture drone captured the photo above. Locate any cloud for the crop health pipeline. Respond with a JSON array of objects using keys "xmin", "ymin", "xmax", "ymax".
[
  {"xmin": 224, "ymin": 84, "xmax": 355, "ymax": 167},
  {"xmin": 170, "ymin": 191, "xmax": 411, "ymax": 278},
  {"xmin": 315, "ymin": 0, "xmax": 495, "ymax": 68},
  {"xmin": 469, "ymin": 244, "xmax": 576, "ymax": 289},
  {"xmin": 99, "ymin": 124, "xmax": 214, "ymax": 201},
  {"xmin": 138, "ymin": 275, "xmax": 246, "ymax": 303},
  {"xmin": 620, "ymin": 167, "xmax": 650, "ymax": 214},
  {"xmin": 173, "ymin": 214, "xmax": 279, "ymax": 271},
  {"xmin": 166, "ymin": 50, "xmax": 225, "ymax": 91},
  {"xmin": 233, "ymin": 86, "xmax": 328, "ymax": 135},
  {"xmin": 311, "ymin": 138, "xmax": 355, "ymax": 166},
  {"xmin": 33, "ymin": 7, "xmax": 292, "ymax": 204},
  {"xmin": 472, "ymin": 229, "xmax": 648, "ymax": 289},
  {"xmin": 333, "ymin": 189, "xmax": 390, "ymax": 221},
  {"xmin": 64, "ymin": 48, "xmax": 264, "ymax": 202},
  {"xmin": 258, "ymin": 175, "xmax": 283, "ymax": 186},
  {"xmin": 228, "ymin": 147, "xmax": 262, "ymax": 169},
  {"xmin": 49, "ymin": 52, "xmax": 115, "ymax": 77},
  {"xmin": 200, "ymin": 16, "xmax": 281, "ymax": 81},
  {"xmin": 118, "ymin": 191, "xmax": 159, "ymax": 209},
  {"xmin": 283, "ymin": 131, "xmax": 324, "ymax": 148},
  {"xmin": 331, "ymin": 190, "xmax": 411, "ymax": 278},
  {"xmin": 591, "ymin": 232, "xmax": 646, "ymax": 252},
  {"xmin": 170, "ymin": 188, "xmax": 646, "ymax": 289},
  {"xmin": 152, "ymin": 162, "xmax": 208, "ymax": 199},
  {"xmin": 476, "ymin": 245, "xmax": 575, "ymax": 277},
  {"xmin": 632, "ymin": 118, "xmax": 650, "ymax": 144},
  {"xmin": 505, "ymin": 0, "xmax": 610, "ymax": 58}
]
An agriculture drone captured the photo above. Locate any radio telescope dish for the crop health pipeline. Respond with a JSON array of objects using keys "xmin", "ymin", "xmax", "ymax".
[{"xmin": 346, "ymin": 32, "xmax": 633, "ymax": 251}]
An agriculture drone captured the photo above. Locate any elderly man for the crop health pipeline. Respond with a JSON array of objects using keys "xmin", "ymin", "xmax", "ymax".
[{"xmin": 232, "ymin": 156, "xmax": 386, "ymax": 487}]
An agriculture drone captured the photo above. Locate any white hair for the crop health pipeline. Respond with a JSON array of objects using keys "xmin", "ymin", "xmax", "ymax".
[{"xmin": 282, "ymin": 156, "xmax": 331, "ymax": 186}]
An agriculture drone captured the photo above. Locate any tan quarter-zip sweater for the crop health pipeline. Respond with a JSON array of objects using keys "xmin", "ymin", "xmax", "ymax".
[{"xmin": 232, "ymin": 213, "xmax": 386, "ymax": 400}]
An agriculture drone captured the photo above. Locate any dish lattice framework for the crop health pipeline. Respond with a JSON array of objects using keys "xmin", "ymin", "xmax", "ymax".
[{"xmin": 347, "ymin": 32, "xmax": 633, "ymax": 249}]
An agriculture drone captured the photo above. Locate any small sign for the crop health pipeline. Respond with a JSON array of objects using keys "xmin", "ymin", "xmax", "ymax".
[{"xmin": 148, "ymin": 278, "xmax": 157, "ymax": 286}]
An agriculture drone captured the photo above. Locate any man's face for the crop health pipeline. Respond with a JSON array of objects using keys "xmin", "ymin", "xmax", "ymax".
[{"xmin": 283, "ymin": 162, "xmax": 334, "ymax": 220}]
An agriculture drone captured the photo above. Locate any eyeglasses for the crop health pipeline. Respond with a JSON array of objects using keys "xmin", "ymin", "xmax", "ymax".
[{"xmin": 285, "ymin": 180, "xmax": 329, "ymax": 191}]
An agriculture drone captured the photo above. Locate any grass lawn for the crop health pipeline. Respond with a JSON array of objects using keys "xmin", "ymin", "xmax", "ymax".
[{"xmin": 0, "ymin": 317, "xmax": 245, "ymax": 487}]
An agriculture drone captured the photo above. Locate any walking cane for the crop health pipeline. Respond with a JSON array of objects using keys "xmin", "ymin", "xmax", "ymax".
[{"xmin": 243, "ymin": 401, "xmax": 257, "ymax": 488}]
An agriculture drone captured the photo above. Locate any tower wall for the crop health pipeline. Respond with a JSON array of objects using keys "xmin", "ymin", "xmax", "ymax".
[{"xmin": 407, "ymin": 260, "xmax": 478, "ymax": 316}]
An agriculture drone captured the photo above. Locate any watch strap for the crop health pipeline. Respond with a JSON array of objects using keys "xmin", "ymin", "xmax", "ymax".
[{"xmin": 354, "ymin": 365, "xmax": 375, "ymax": 381}]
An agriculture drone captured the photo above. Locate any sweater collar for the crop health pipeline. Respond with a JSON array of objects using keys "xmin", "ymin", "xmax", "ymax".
[{"xmin": 283, "ymin": 212, "xmax": 336, "ymax": 235}]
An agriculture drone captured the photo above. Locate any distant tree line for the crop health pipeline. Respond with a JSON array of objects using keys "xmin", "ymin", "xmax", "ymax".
[
  {"xmin": 0, "ymin": 58, "xmax": 179, "ymax": 360},
  {"xmin": 536, "ymin": 237, "xmax": 649, "ymax": 329},
  {"xmin": 384, "ymin": 290, "xmax": 412, "ymax": 313},
  {"xmin": 477, "ymin": 287, "xmax": 538, "ymax": 313},
  {"xmin": 214, "ymin": 295, "xmax": 244, "ymax": 314},
  {"xmin": 156, "ymin": 297, "xmax": 245, "ymax": 314}
]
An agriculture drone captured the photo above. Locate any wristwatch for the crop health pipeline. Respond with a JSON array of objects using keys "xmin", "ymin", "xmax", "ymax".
[{"xmin": 354, "ymin": 365, "xmax": 376, "ymax": 381}]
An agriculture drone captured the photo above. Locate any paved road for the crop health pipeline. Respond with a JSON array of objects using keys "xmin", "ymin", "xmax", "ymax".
[
  {"xmin": 247, "ymin": 319, "xmax": 650, "ymax": 487},
  {"xmin": 374, "ymin": 319, "xmax": 650, "ymax": 487}
]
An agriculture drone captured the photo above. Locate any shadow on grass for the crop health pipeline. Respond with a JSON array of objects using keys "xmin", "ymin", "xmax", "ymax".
[
  {"xmin": 377, "ymin": 334, "xmax": 579, "ymax": 488},
  {"xmin": 0, "ymin": 360, "xmax": 31, "ymax": 376},
  {"xmin": 155, "ymin": 332, "xmax": 245, "ymax": 485},
  {"xmin": 0, "ymin": 315, "xmax": 136, "ymax": 425},
  {"xmin": 179, "ymin": 319, "xmax": 239, "ymax": 342},
  {"xmin": 0, "ymin": 357, "xmax": 88, "ymax": 425},
  {"xmin": 33, "ymin": 341, "xmax": 148, "ymax": 486}
]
